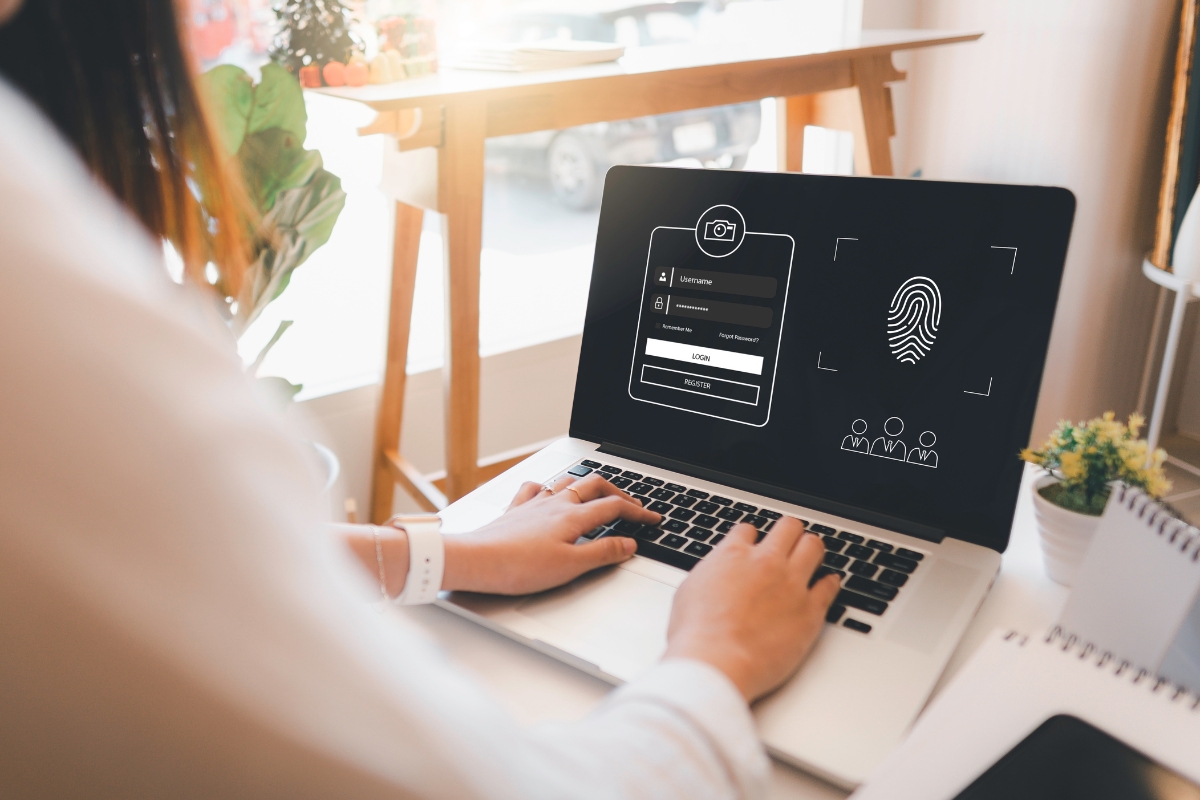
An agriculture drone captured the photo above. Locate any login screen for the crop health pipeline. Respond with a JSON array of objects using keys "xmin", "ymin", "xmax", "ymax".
[
  {"xmin": 572, "ymin": 166, "xmax": 1074, "ymax": 550},
  {"xmin": 628, "ymin": 204, "xmax": 794, "ymax": 426}
]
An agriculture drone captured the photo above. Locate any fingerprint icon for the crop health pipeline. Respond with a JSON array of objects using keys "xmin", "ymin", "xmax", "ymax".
[{"xmin": 888, "ymin": 276, "xmax": 941, "ymax": 364}]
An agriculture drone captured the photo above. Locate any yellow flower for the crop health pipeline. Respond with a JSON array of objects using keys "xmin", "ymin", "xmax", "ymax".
[
  {"xmin": 1019, "ymin": 448, "xmax": 1040, "ymax": 464},
  {"xmin": 1128, "ymin": 412, "xmax": 1145, "ymax": 437},
  {"xmin": 1060, "ymin": 451, "xmax": 1086, "ymax": 481}
]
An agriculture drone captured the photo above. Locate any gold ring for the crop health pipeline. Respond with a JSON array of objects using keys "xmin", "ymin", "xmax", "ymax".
[{"xmin": 565, "ymin": 486, "xmax": 584, "ymax": 503}]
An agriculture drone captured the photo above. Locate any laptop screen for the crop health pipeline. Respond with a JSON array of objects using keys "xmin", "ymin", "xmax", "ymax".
[{"xmin": 570, "ymin": 167, "xmax": 1074, "ymax": 551}]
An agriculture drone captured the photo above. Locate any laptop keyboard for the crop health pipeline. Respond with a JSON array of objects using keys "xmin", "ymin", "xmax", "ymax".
[{"xmin": 561, "ymin": 459, "xmax": 926, "ymax": 634}]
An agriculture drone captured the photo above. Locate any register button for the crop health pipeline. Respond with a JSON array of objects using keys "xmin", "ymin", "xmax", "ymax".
[{"xmin": 641, "ymin": 365, "xmax": 760, "ymax": 405}]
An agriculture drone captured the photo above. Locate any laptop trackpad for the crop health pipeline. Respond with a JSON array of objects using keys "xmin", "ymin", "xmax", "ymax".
[{"xmin": 514, "ymin": 566, "xmax": 674, "ymax": 673}]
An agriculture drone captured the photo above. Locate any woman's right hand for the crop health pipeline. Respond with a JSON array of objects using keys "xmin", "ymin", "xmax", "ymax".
[{"xmin": 664, "ymin": 517, "xmax": 840, "ymax": 702}]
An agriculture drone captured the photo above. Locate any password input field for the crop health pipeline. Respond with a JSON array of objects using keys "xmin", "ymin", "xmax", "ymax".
[{"xmin": 644, "ymin": 338, "xmax": 764, "ymax": 375}]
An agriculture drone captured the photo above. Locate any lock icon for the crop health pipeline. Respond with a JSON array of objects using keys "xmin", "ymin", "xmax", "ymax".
[{"xmin": 654, "ymin": 296, "xmax": 664, "ymax": 311}]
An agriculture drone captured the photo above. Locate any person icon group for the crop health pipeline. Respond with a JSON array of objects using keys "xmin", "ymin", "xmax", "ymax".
[{"xmin": 840, "ymin": 417, "xmax": 938, "ymax": 469}]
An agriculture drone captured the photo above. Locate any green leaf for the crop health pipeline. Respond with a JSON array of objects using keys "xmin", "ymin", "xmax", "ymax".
[
  {"xmin": 263, "ymin": 168, "xmax": 346, "ymax": 269},
  {"xmin": 254, "ymin": 375, "xmax": 303, "ymax": 412},
  {"xmin": 199, "ymin": 65, "xmax": 254, "ymax": 156},
  {"xmin": 238, "ymin": 128, "xmax": 322, "ymax": 212},
  {"xmin": 247, "ymin": 63, "xmax": 307, "ymax": 142}
]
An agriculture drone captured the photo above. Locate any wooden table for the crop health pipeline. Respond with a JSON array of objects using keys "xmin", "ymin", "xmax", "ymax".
[{"xmin": 316, "ymin": 29, "xmax": 982, "ymax": 522}]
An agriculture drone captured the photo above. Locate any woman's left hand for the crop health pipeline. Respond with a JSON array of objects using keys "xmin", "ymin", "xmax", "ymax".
[{"xmin": 441, "ymin": 473, "xmax": 661, "ymax": 595}]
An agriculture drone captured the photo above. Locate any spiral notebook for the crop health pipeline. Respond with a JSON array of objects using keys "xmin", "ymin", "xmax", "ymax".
[
  {"xmin": 850, "ymin": 629, "xmax": 1200, "ymax": 799},
  {"xmin": 1059, "ymin": 483, "xmax": 1200, "ymax": 693}
]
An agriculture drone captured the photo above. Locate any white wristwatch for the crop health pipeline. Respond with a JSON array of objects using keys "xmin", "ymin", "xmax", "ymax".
[{"xmin": 385, "ymin": 514, "xmax": 444, "ymax": 605}]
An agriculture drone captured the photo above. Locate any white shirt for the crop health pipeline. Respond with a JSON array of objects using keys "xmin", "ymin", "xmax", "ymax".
[{"xmin": 0, "ymin": 80, "xmax": 769, "ymax": 799}]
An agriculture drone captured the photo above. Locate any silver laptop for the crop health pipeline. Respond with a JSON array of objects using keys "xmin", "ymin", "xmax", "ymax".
[{"xmin": 436, "ymin": 166, "xmax": 1075, "ymax": 788}]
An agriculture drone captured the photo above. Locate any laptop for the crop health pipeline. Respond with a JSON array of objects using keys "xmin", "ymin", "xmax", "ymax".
[{"xmin": 436, "ymin": 166, "xmax": 1075, "ymax": 788}]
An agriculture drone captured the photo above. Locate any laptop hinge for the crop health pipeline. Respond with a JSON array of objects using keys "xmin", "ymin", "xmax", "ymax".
[{"xmin": 597, "ymin": 442, "xmax": 947, "ymax": 545}]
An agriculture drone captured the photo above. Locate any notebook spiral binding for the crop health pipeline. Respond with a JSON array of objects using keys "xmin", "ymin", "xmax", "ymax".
[
  {"xmin": 1115, "ymin": 483, "xmax": 1200, "ymax": 561},
  {"xmin": 999, "ymin": 629, "xmax": 1200, "ymax": 711}
]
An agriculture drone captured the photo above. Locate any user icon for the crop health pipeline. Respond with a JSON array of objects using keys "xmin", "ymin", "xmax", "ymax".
[
  {"xmin": 906, "ymin": 431, "xmax": 938, "ymax": 468},
  {"xmin": 655, "ymin": 269, "xmax": 669, "ymax": 285},
  {"xmin": 840, "ymin": 419, "xmax": 870, "ymax": 454},
  {"xmin": 870, "ymin": 416, "xmax": 907, "ymax": 461}
]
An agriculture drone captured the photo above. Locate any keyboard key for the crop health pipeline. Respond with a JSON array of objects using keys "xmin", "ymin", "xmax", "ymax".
[
  {"xmin": 811, "ymin": 565, "xmax": 846, "ymax": 587},
  {"xmin": 649, "ymin": 488, "xmax": 675, "ymax": 501},
  {"xmin": 843, "ymin": 619, "xmax": 872, "ymax": 633},
  {"xmin": 626, "ymin": 482, "xmax": 650, "ymax": 495},
  {"xmin": 878, "ymin": 569, "xmax": 909, "ymax": 587},
  {"xmin": 846, "ymin": 544, "xmax": 873, "ymax": 560},
  {"xmin": 717, "ymin": 507, "xmax": 743, "ymax": 522},
  {"xmin": 663, "ymin": 518, "xmax": 690, "ymax": 533},
  {"xmin": 600, "ymin": 465, "xmax": 621, "ymax": 473},
  {"xmin": 848, "ymin": 560, "xmax": 878, "ymax": 578},
  {"xmin": 686, "ymin": 527, "xmax": 713, "ymax": 541},
  {"xmin": 664, "ymin": 482, "xmax": 686, "ymax": 492},
  {"xmin": 669, "ymin": 507, "xmax": 696, "ymax": 521},
  {"xmin": 867, "ymin": 540, "xmax": 893, "ymax": 552},
  {"xmin": 837, "ymin": 531, "xmax": 865, "ymax": 544},
  {"xmin": 709, "ymin": 495, "xmax": 733, "ymax": 506},
  {"xmin": 822, "ymin": 536, "xmax": 847, "ymax": 553},
  {"xmin": 823, "ymin": 552, "xmax": 850, "ymax": 568},
  {"xmin": 742, "ymin": 514, "xmax": 769, "ymax": 529},
  {"xmin": 660, "ymin": 533, "xmax": 688, "ymax": 549},
  {"xmin": 613, "ymin": 520, "xmax": 642, "ymax": 535},
  {"xmin": 647, "ymin": 501, "xmax": 673, "ymax": 514},
  {"xmin": 581, "ymin": 459, "xmax": 602, "ymax": 469},
  {"xmin": 694, "ymin": 501, "xmax": 720, "ymax": 515},
  {"xmin": 874, "ymin": 553, "xmax": 919, "ymax": 573},
  {"xmin": 631, "ymin": 495, "xmax": 650, "ymax": 507},
  {"xmin": 755, "ymin": 529, "xmax": 768, "ymax": 544},
  {"xmin": 826, "ymin": 604, "xmax": 846, "ymax": 623},
  {"xmin": 710, "ymin": 534, "xmax": 726, "ymax": 545},
  {"xmin": 567, "ymin": 465, "xmax": 593, "ymax": 477},
  {"xmin": 760, "ymin": 509, "xmax": 783, "ymax": 520},
  {"xmin": 846, "ymin": 575, "xmax": 898, "ymax": 601},
  {"xmin": 610, "ymin": 477, "xmax": 633, "ymax": 489},
  {"xmin": 635, "ymin": 538, "xmax": 700, "ymax": 571},
  {"xmin": 716, "ymin": 521, "xmax": 735, "ymax": 533},
  {"xmin": 672, "ymin": 495, "xmax": 698, "ymax": 508},
  {"xmin": 621, "ymin": 471, "xmax": 643, "ymax": 480},
  {"xmin": 643, "ymin": 477, "xmax": 665, "ymax": 487},
  {"xmin": 684, "ymin": 541, "xmax": 713, "ymax": 557},
  {"xmin": 734, "ymin": 502, "xmax": 758, "ymax": 513},
  {"xmin": 636, "ymin": 527, "xmax": 663, "ymax": 542},
  {"xmin": 895, "ymin": 548, "xmax": 925, "ymax": 561},
  {"xmin": 692, "ymin": 514, "xmax": 719, "ymax": 528},
  {"xmin": 837, "ymin": 589, "xmax": 888, "ymax": 616},
  {"xmin": 809, "ymin": 523, "xmax": 836, "ymax": 535}
]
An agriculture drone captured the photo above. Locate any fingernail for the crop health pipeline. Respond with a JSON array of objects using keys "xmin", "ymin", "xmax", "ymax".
[{"xmin": 623, "ymin": 537, "xmax": 637, "ymax": 555}]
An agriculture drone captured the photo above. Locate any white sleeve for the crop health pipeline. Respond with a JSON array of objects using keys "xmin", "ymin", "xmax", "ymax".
[{"xmin": 0, "ymin": 80, "xmax": 769, "ymax": 800}]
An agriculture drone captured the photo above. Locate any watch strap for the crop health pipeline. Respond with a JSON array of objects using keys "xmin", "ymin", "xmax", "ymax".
[{"xmin": 388, "ymin": 515, "xmax": 444, "ymax": 605}]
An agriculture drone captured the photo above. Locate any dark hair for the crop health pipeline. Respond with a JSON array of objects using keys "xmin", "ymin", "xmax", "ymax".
[{"xmin": 0, "ymin": 0, "xmax": 251, "ymax": 296}]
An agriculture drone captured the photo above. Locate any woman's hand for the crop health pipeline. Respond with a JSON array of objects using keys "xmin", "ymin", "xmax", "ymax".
[
  {"xmin": 664, "ymin": 518, "xmax": 840, "ymax": 702},
  {"xmin": 441, "ymin": 472, "xmax": 662, "ymax": 595}
]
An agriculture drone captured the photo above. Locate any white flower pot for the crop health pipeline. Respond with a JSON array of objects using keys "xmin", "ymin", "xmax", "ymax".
[{"xmin": 1031, "ymin": 474, "xmax": 1102, "ymax": 587}]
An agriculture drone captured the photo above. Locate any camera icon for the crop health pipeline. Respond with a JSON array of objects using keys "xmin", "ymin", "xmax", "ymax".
[{"xmin": 704, "ymin": 220, "xmax": 736, "ymax": 242}]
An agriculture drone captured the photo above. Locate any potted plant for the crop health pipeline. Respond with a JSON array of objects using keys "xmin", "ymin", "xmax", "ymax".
[
  {"xmin": 198, "ymin": 62, "xmax": 347, "ymax": 404},
  {"xmin": 1020, "ymin": 412, "xmax": 1170, "ymax": 586}
]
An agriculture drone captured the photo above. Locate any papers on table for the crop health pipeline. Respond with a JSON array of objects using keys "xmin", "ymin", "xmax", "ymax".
[{"xmin": 450, "ymin": 40, "xmax": 625, "ymax": 72}]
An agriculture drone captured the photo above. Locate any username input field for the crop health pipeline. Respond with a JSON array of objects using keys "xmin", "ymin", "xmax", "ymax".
[
  {"xmin": 644, "ymin": 338, "xmax": 764, "ymax": 375},
  {"xmin": 652, "ymin": 267, "xmax": 777, "ymax": 298}
]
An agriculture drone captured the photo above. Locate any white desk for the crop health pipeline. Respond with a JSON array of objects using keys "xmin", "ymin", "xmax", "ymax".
[{"xmin": 396, "ymin": 464, "xmax": 1066, "ymax": 798}]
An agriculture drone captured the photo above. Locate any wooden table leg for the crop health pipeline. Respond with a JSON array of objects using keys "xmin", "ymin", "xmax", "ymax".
[
  {"xmin": 437, "ymin": 102, "xmax": 488, "ymax": 502},
  {"xmin": 370, "ymin": 199, "xmax": 431, "ymax": 522},
  {"xmin": 852, "ymin": 54, "xmax": 905, "ymax": 177}
]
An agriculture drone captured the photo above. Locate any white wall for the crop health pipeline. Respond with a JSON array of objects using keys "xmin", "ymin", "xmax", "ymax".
[{"xmin": 891, "ymin": 0, "xmax": 1176, "ymax": 440}]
